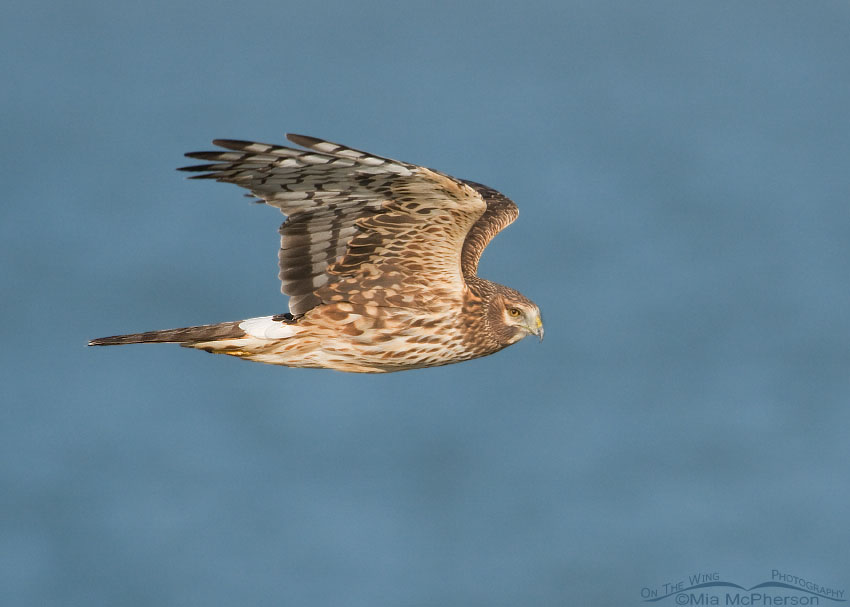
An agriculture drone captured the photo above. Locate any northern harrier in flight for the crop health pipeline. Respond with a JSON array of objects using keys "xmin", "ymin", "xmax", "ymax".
[{"xmin": 89, "ymin": 135, "xmax": 543, "ymax": 373}]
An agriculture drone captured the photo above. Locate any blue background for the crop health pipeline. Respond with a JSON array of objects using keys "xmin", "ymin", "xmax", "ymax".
[{"xmin": 3, "ymin": 1, "xmax": 849, "ymax": 605}]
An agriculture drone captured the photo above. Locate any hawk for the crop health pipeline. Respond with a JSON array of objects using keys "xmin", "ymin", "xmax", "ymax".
[{"xmin": 89, "ymin": 135, "xmax": 543, "ymax": 373}]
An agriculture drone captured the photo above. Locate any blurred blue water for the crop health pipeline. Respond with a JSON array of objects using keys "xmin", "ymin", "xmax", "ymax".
[{"xmin": 2, "ymin": 1, "xmax": 849, "ymax": 605}]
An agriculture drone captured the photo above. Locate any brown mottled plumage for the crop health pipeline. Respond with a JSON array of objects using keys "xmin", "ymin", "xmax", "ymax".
[{"xmin": 89, "ymin": 135, "xmax": 543, "ymax": 372}]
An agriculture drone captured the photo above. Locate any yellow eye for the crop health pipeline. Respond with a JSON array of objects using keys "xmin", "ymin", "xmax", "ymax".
[{"xmin": 508, "ymin": 308, "xmax": 521, "ymax": 317}]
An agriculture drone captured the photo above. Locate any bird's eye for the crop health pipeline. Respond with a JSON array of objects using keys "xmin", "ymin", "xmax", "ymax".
[{"xmin": 508, "ymin": 308, "xmax": 521, "ymax": 317}]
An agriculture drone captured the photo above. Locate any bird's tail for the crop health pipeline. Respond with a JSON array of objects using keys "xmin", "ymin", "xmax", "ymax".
[{"xmin": 88, "ymin": 321, "xmax": 245, "ymax": 347}]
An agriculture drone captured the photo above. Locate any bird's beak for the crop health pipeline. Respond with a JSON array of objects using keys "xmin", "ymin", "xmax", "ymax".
[{"xmin": 530, "ymin": 315, "xmax": 544, "ymax": 342}]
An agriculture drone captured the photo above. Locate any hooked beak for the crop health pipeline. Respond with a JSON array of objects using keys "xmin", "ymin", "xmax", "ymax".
[{"xmin": 530, "ymin": 315, "xmax": 544, "ymax": 342}]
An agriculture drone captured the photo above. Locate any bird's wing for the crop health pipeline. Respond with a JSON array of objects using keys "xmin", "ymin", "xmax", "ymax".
[
  {"xmin": 458, "ymin": 180, "xmax": 520, "ymax": 279},
  {"xmin": 180, "ymin": 134, "xmax": 488, "ymax": 315}
]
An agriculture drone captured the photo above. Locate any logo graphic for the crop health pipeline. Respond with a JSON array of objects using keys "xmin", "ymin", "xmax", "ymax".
[{"xmin": 640, "ymin": 569, "xmax": 845, "ymax": 605}]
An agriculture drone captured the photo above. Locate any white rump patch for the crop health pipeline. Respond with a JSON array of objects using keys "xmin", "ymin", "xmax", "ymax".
[{"xmin": 239, "ymin": 316, "xmax": 299, "ymax": 339}]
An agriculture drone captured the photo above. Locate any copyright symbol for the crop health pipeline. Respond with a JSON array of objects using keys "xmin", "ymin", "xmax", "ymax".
[{"xmin": 676, "ymin": 593, "xmax": 689, "ymax": 605}]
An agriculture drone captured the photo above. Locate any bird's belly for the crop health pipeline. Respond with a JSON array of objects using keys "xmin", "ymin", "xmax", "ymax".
[
  {"xmin": 318, "ymin": 313, "xmax": 470, "ymax": 372},
  {"xmin": 242, "ymin": 304, "xmax": 484, "ymax": 373}
]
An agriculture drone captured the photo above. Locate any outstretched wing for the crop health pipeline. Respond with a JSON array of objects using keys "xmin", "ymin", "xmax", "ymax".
[
  {"xmin": 180, "ymin": 135, "xmax": 488, "ymax": 315},
  {"xmin": 459, "ymin": 180, "xmax": 520, "ymax": 279}
]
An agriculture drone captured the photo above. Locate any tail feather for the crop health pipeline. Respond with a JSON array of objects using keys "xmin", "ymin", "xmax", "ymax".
[{"xmin": 88, "ymin": 321, "xmax": 245, "ymax": 347}]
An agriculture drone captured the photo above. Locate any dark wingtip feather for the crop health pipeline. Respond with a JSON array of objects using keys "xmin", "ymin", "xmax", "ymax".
[
  {"xmin": 184, "ymin": 151, "xmax": 229, "ymax": 161},
  {"xmin": 286, "ymin": 133, "xmax": 323, "ymax": 148},
  {"xmin": 212, "ymin": 139, "xmax": 259, "ymax": 150},
  {"xmin": 178, "ymin": 163, "xmax": 225, "ymax": 172},
  {"xmin": 176, "ymin": 164, "xmax": 222, "ymax": 178},
  {"xmin": 175, "ymin": 169, "xmax": 220, "ymax": 179}
]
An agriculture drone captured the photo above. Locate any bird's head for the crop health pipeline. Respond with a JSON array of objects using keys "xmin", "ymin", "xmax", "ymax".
[{"xmin": 487, "ymin": 286, "xmax": 543, "ymax": 345}]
